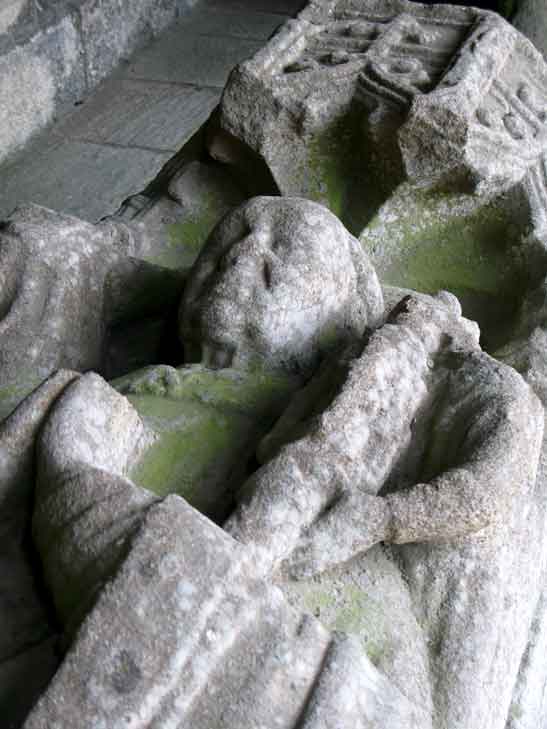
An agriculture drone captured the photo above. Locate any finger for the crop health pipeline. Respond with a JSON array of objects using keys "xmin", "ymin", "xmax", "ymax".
[
  {"xmin": 286, "ymin": 493, "xmax": 384, "ymax": 579},
  {"xmin": 285, "ymin": 491, "xmax": 390, "ymax": 579},
  {"xmin": 225, "ymin": 449, "xmax": 335, "ymax": 569}
]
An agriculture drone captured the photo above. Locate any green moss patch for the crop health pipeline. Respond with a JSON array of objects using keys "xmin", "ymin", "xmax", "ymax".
[
  {"xmin": 162, "ymin": 218, "xmax": 214, "ymax": 269},
  {"xmin": 113, "ymin": 365, "xmax": 297, "ymax": 522},
  {"xmin": 361, "ymin": 184, "xmax": 530, "ymax": 350},
  {"xmin": 292, "ymin": 580, "xmax": 389, "ymax": 665},
  {"xmin": 159, "ymin": 202, "xmax": 224, "ymax": 270},
  {"xmin": 149, "ymin": 163, "xmax": 245, "ymax": 270},
  {"xmin": 300, "ymin": 103, "xmax": 405, "ymax": 236}
]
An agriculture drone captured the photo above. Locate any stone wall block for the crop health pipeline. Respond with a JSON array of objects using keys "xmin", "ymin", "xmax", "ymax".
[{"xmin": 0, "ymin": 0, "xmax": 197, "ymax": 164}]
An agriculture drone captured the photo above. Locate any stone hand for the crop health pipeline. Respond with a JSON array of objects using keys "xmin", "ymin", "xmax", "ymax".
[
  {"xmin": 284, "ymin": 491, "xmax": 391, "ymax": 579},
  {"xmin": 116, "ymin": 364, "xmax": 182, "ymax": 397}
]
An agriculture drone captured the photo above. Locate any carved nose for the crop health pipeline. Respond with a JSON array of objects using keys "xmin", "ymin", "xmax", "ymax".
[{"xmin": 218, "ymin": 232, "xmax": 269, "ymax": 277}]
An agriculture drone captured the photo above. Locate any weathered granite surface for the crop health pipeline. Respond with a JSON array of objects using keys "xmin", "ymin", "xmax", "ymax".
[
  {"xmin": 215, "ymin": 0, "xmax": 547, "ymax": 225},
  {"xmin": 0, "ymin": 0, "xmax": 198, "ymax": 165},
  {"xmin": 0, "ymin": 371, "xmax": 79, "ymax": 729},
  {"xmin": 1, "ymin": 193, "xmax": 541, "ymax": 729},
  {"xmin": 227, "ymin": 290, "xmax": 545, "ymax": 729},
  {"xmin": 26, "ymin": 372, "xmax": 417, "ymax": 728},
  {"xmin": 3, "ymin": 1, "xmax": 547, "ymax": 728}
]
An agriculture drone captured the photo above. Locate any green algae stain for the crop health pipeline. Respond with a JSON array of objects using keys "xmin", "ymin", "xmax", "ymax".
[
  {"xmin": 296, "ymin": 581, "xmax": 388, "ymax": 665},
  {"xmin": 509, "ymin": 703, "xmax": 523, "ymax": 721},
  {"xmin": 114, "ymin": 365, "xmax": 297, "ymax": 521},
  {"xmin": 162, "ymin": 217, "xmax": 216, "ymax": 269},
  {"xmin": 152, "ymin": 192, "xmax": 236, "ymax": 270},
  {"xmin": 116, "ymin": 365, "xmax": 296, "ymax": 414},
  {"xmin": 127, "ymin": 399, "xmax": 244, "ymax": 512},
  {"xmin": 304, "ymin": 104, "xmax": 405, "ymax": 236},
  {"xmin": 362, "ymin": 186, "xmax": 530, "ymax": 350},
  {"xmin": 0, "ymin": 376, "xmax": 48, "ymax": 420}
]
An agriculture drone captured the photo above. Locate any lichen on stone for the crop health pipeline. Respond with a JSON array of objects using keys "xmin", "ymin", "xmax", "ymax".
[
  {"xmin": 114, "ymin": 365, "xmax": 297, "ymax": 521},
  {"xmin": 361, "ymin": 184, "xmax": 531, "ymax": 350}
]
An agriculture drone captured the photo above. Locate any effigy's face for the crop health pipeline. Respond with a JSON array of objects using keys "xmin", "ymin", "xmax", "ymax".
[{"xmin": 180, "ymin": 197, "xmax": 373, "ymax": 373}]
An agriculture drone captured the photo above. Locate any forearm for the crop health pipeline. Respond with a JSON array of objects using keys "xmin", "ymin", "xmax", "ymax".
[
  {"xmin": 384, "ymin": 466, "xmax": 505, "ymax": 545},
  {"xmin": 226, "ymin": 445, "xmax": 338, "ymax": 568},
  {"xmin": 384, "ymin": 375, "xmax": 544, "ymax": 546}
]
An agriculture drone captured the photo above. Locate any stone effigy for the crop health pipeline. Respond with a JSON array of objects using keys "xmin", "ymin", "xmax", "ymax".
[
  {"xmin": 22, "ymin": 198, "xmax": 419, "ymax": 728},
  {"xmin": 228, "ymin": 289, "xmax": 544, "ymax": 729},
  {"xmin": 1, "ymin": 195, "xmax": 537, "ymax": 729},
  {"xmin": 3, "ymin": 2, "xmax": 547, "ymax": 729}
]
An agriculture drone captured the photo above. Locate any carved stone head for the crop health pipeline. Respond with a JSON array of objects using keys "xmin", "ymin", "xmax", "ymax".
[{"xmin": 180, "ymin": 196, "xmax": 384, "ymax": 374}]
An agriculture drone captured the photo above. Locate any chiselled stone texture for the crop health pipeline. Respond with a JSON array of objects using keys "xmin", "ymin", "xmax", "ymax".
[
  {"xmin": 0, "ymin": 371, "xmax": 79, "ymax": 729},
  {"xmin": 27, "ymin": 494, "xmax": 414, "ymax": 729},
  {"xmin": 399, "ymin": 8, "xmax": 547, "ymax": 191},
  {"xmin": 215, "ymin": 0, "xmax": 547, "ymax": 221},
  {"xmin": 228, "ymin": 290, "xmax": 544, "ymax": 729},
  {"xmin": 33, "ymin": 374, "xmax": 156, "ymax": 632},
  {"xmin": 21, "ymin": 283, "xmax": 544, "ymax": 729}
]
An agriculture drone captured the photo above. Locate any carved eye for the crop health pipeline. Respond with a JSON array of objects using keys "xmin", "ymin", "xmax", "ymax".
[
  {"xmin": 405, "ymin": 31, "xmax": 423, "ymax": 45},
  {"xmin": 518, "ymin": 83, "xmax": 534, "ymax": 107},
  {"xmin": 263, "ymin": 261, "xmax": 272, "ymax": 289},
  {"xmin": 323, "ymin": 51, "xmax": 350, "ymax": 66},
  {"xmin": 191, "ymin": 257, "xmax": 217, "ymax": 289},
  {"xmin": 504, "ymin": 113, "xmax": 526, "ymax": 140},
  {"xmin": 284, "ymin": 58, "xmax": 316, "ymax": 74}
]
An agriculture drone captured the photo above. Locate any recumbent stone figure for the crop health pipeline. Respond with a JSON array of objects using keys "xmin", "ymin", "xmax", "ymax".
[{"xmin": 1, "ymin": 197, "xmax": 540, "ymax": 729}]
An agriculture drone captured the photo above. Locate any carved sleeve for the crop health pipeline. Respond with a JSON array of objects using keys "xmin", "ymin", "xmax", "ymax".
[{"xmin": 385, "ymin": 383, "xmax": 544, "ymax": 545}]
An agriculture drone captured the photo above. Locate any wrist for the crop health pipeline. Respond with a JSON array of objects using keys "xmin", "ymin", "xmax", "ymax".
[{"xmin": 383, "ymin": 493, "xmax": 400, "ymax": 544}]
